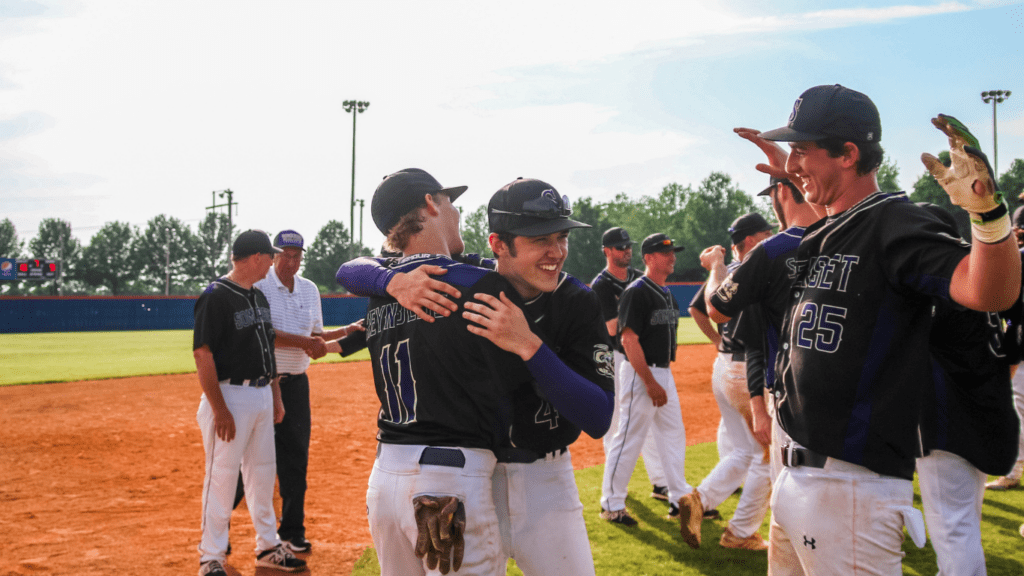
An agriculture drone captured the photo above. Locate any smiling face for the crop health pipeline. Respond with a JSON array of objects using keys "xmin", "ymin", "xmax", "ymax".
[
  {"xmin": 605, "ymin": 245, "xmax": 633, "ymax": 269},
  {"xmin": 785, "ymin": 141, "xmax": 849, "ymax": 209},
  {"xmin": 644, "ymin": 248, "xmax": 676, "ymax": 279},
  {"xmin": 492, "ymin": 229, "xmax": 570, "ymax": 299}
]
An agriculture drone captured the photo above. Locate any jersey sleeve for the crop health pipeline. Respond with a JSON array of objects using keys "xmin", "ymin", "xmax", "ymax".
[
  {"xmin": 689, "ymin": 282, "xmax": 708, "ymax": 314},
  {"xmin": 617, "ymin": 285, "xmax": 648, "ymax": 338},
  {"xmin": 709, "ymin": 244, "xmax": 770, "ymax": 318},
  {"xmin": 591, "ymin": 277, "xmax": 620, "ymax": 322},
  {"xmin": 193, "ymin": 289, "xmax": 223, "ymax": 351},
  {"xmin": 335, "ymin": 256, "xmax": 394, "ymax": 296},
  {"xmin": 880, "ymin": 202, "xmax": 970, "ymax": 300}
]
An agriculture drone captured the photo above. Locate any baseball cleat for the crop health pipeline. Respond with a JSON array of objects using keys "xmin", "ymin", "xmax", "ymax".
[
  {"xmin": 600, "ymin": 507, "xmax": 638, "ymax": 527},
  {"xmin": 719, "ymin": 526, "xmax": 769, "ymax": 551},
  {"xmin": 198, "ymin": 559, "xmax": 228, "ymax": 576},
  {"xmin": 678, "ymin": 490, "xmax": 704, "ymax": 549},
  {"xmin": 703, "ymin": 508, "xmax": 722, "ymax": 520},
  {"xmin": 984, "ymin": 475, "xmax": 1020, "ymax": 490},
  {"xmin": 256, "ymin": 544, "xmax": 307, "ymax": 572},
  {"xmin": 283, "ymin": 536, "xmax": 312, "ymax": 553},
  {"xmin": 666, "ymin": 502, "xmax": 680, "ymax": 520},
  {"xmin": 651, "ymin": 484, "xmax": 669, "ymax": 501}
]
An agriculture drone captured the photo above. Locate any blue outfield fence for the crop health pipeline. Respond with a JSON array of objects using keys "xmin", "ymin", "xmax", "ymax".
[{"xmin": 0, "ymin": 284, "xmax": 701, "ymax": 334}]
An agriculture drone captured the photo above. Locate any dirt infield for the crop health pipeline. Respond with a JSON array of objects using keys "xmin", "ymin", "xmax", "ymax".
[{"xmin": 1, "ymin": 344, "xmax": 720, "ymax": 576}]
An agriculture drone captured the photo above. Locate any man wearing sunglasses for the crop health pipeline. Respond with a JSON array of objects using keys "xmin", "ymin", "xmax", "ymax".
[{"xmin": 337, "ymin": 177, "xmax": 616, "ymax": 575}]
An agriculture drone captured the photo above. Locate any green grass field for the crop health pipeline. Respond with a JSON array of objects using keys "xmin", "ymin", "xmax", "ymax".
[
  {"xmin": 352, "ymin": 445, "xmax": 1024, "ymax": 575},
  {"xmin": 0, "ymin": 318, "xmax": 712, "ymax": 387}
]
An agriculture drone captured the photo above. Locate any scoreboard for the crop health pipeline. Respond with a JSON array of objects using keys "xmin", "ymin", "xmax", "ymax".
[{"xmin": 16, "ymin": 259, "xmax": 59, "ymax": 280}]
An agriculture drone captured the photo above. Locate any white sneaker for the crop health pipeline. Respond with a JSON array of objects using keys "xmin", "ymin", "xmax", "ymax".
[{"xmin": 256, "ymin": 544, "xmax": 307, "ymax": 572}]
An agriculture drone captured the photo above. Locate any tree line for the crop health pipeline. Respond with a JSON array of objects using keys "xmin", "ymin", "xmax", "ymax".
[{"xmin": 3, "ymin": 156, "xmax": 1022, "ymax": 297}]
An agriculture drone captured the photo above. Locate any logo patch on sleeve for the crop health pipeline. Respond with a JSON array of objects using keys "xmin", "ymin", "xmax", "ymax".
[{"xmin": 593, "ymin": 344, "xmax": 614, "ymax": 378}]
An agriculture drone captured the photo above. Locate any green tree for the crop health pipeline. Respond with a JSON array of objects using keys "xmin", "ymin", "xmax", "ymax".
[
  {"xmin": 0, "ymin": 218, "xmax": 24, "ymax": 259},
  {"xmin": 877, "ymin": 156, "xmax": 901, "ymax": 192},
  {"xmin": 305, "ymin": 220, "xmax": 371, "ymax": 293},
  {"xmin": 79, "ymin": 221, "xmax": 140, "ymax": 295},
  {"xmin": 562, "ymin": 196, "xmax": 611, "ymax": 282},
  {"xmin": 998, "ymin": 158, "xmax": 1024, "ymax": 220},
  {"xmin": 29, "ymin": 218, "xmax": 82, "ymax": 295},
  {"xmin": 460, "ymin": 205, "xmax": 490, "ymax": 257},
  {"xmin": 196, "ymin": 212, "xmax": 234, "ymax": 283},
  {"xmin": 134, "ymin": 215, "xmax": 201, "ymax": 295},
  {"xmin": 676, "ymin": 172, "xmax": 760, "ymax": 280}
]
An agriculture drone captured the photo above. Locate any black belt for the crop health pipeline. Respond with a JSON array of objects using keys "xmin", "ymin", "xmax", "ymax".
[
  {"xmin": 225, "ymin": 376, "xmax": 271, "ymax": 388},
  {"xmin": 278, "ymin": 372, "xmax": 305, "ymax": 379},
  {"xmin": 731, "ymin": 352, "xmax": 744, "ymax": 362},
  {"xmin": 649, "ymin": 362, "xmax": 670, "ymax": 369},
  {"xmin": 781, "ymin": 442, "xmax": 828, "ymax": 469},
  {"xmin": 418, "ymin": 447, "xmax": 467, "ymax": 468},
  {"xmin": 495, "ymin": 446, "xmax": 567, "ymax": 464}
]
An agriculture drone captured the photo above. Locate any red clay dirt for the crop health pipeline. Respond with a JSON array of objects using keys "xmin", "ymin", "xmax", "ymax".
[{"xmin": 1, "ymin": 344, "xmax": 720, "ymax": 576}]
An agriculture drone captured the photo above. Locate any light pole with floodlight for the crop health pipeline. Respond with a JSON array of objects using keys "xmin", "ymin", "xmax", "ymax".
[
  {"xmin": 981, "ymin": 90, "xmax": 1012, "ymax": 177},
  {"xmin": 343, "ymin": 100, "xmax": 370, "ymax": 243}
]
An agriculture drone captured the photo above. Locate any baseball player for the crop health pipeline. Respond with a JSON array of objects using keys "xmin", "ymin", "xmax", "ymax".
[
  {"xmin": 679, "ymin": 212, "xmax": 774, "ymax": 551},
  {"xmin": 760, "ymin": 86, "xmax": 1019, "ymax": 575},
  {"xmin": 914, "ymin": 203, "xmax": 1021, "ymax": 576},
  {"xmin": 229, "ymin": 229, "xmax": 364, "ymax": 554},
  {"xmin": 591, "ymin": 227, "xmax": 666, "ymax": 501},
  {"xmin": 339, "ymin": 177, "xmax": 617, "ymax": 575},
  {"xmin": 600, "ymin": 233, "xmax": 692, "ymax": 527},
  {"xmin": 193, "ymin": 230, "xmax": 305, "ymax": 576},
  {"xmin": 356, "ymin": 168, "xmax": 530, "ymax": 576}
]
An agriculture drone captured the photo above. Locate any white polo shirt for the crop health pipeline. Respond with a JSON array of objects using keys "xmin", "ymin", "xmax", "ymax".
[{"xmin": 255, "ymin": 266, "xmax": 324, "ymax": 375}]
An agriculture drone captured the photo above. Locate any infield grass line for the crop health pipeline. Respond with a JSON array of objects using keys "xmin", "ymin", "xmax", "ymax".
[
  {"xmin": 0, "ymin": 318, "xmax": 713, "ymax": 386},
  {"xmin": 351, "ymin": 443, "xmax": 1024, "ymax": 575}
]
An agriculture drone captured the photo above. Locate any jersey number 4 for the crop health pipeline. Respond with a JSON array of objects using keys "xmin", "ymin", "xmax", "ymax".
[
  {"xmin": 795, "ymin": 302, "xmax": 847, "ymax": 353},
  {"xmin": 378, "ymin": 339, "xmax": 418, "ymax": 424}
]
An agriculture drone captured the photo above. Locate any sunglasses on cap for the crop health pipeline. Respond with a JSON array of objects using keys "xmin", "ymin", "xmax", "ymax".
[{"xmin": 491, "ymin": 190, "xmax": 573, "ymax": 219}]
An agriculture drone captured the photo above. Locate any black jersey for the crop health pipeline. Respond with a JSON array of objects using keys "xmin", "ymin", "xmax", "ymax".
[
  {"xmin": 775, "ymin": 193, "xmax": 969, "ymax": 480},
  {"xmin": 591, "ymin": 267, "xmax": 642, "ymax": 353},
  {"xmin": 709, "ymin": 226, "xmax": 807, "ymax": 394},
  {"xmin": 193, "ymin": 277, "xmax": 277, "ymax": 381},
  {"xmin": 506, "ymin": 273, "xmax": 616, "ymax": 453},
  {"xmin": 923, "ymin": 303, "xmax": 1020, "ymax": 476},
  {"xmin": 618, "ymin": 276, "xmax": 679, "ymax": 367},
  {"xmin": 691, "ymin": 262, "xmax": 750, "ymax": 356},
  {"xmin": 365, "ymin": 254, "xmax": 529, "ymax": 450}
]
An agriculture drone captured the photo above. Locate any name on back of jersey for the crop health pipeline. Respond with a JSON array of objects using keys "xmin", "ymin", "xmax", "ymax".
[
  {"xmin": 366, "ymin": 302, "xmax": 445, "ymax": 338},
  {"xmin": 791, "ymin": 254, "xmax": 861, "ymax": 291}
]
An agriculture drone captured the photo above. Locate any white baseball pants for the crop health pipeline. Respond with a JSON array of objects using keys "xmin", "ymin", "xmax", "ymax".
[
  {"xmin": 493, "ymin": 451, "xmax": 595, "ymax": 575},
  {"xmin": 601, "ymin": 363, "xmax": 691, "ymax": 511},
  {"xmin": 917, "ymin": 450, "xmax": 987, "ymax": 576},
  {"xmin": 367, "ymin": 444, "xmax": 502, "ymax": 576},
  {"xmin": 606, "ymin": 351, "xmax": 665, "ymax": 486},
  {"xmin": 197, "ymin": 384, "xmax": 280, "ymax": 562}
]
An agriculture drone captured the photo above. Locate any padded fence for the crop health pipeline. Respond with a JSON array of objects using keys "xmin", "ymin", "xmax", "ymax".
[{"xmin": 0, "ymin": 284, "xmax": 700, "ymax": 334}]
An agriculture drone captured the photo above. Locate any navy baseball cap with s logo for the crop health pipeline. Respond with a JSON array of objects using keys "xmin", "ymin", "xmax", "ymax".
[{"xmin": 760, "ymin": 84, "xmax": 881, "ymax": 143}]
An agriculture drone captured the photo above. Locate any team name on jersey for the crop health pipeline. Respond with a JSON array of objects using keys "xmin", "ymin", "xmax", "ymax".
[
  {"xmin": 791, "ymin": 254, "xmax": 861, "ymax": 292},
  {"xmin": 649, "ymin": 309, "xmax": 678, "ymax": 326},
  {"xmin": 366, "ymin": 302, "xmax": 444, "ymax": 337},
  {"xmin": 234, "ymin": 306, "xmax": 272, "ymax": 330}
]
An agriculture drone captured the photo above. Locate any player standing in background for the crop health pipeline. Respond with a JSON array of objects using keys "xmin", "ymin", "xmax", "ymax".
[
  {"xmin": 358, "ymin": 167, "xmax": 528, "ymax": 575},
  {"xmin": 193, "ymin": 230, "xmax": 306, "ymax": 576},
  {"xmin": 760, "ymin": 85, "xmax": 1019, "ymax": 575},
  {"xmin": 680, "ymin": 212, "xmax": 774, "ymax": 550},
  {"xmin": 600, "ymin": 233, "xmax": 692, "ymax": 528},
  {"xmin": 338, "ymin": 177, "xmax": 616, "ymax": 575},
  {"xmin": 914, "ymin": 202, "xmax": 1020, "ymax": 576},
  {"xmin": 591, "ymin": 227, "xmax": 667, "ymax": 503},
  {"xmin": 229, "ymin": 229, "xmax": 364, "ymax": 554}
]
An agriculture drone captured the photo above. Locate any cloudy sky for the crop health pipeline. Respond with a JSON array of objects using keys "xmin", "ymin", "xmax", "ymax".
[{"xmin": 2, "ymin": 0, "xmax": 1022, "ymax": 254}]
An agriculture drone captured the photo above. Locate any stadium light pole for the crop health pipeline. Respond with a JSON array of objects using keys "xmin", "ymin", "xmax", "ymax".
[
  {"xmin": 343, "ymin": 100, "xmax": 370, "ymax": 243},
  {"xmin": 357, "ymin": 198, "xmax": 365, "ymax": 247},
  {"xmin": 981, "ymin": 90, "xmax": 1012, "ymax": 177}
]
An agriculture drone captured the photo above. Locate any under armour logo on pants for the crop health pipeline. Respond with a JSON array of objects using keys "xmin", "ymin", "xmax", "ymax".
[{"xmin": 803, "ymin": 536, "xmax": 816, "ymax": 550}]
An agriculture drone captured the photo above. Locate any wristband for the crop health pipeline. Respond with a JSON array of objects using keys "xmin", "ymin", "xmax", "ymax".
[
  {"xmin": 972, "ymin": 202, "xmax": 1008, "ymax": 223},
  {"xmin": 970, "ymin": 207, "xmax": 1011, "ymax": 244}
]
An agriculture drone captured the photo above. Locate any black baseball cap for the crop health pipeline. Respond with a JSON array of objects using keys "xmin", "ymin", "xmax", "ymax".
[
  {"xmin": 488, "ymin": 178, "xmax": 591, "ymax": 236},
  {"xmin": 274, "ymin": 229, "xmax": 304, "ymax": 250},
  {"xmin": 233, "ymin": 229, "xmax": 282, "ymax": 258},
  {"xmin": 760, "ymin": 84, "xmax": 881, "ymax": 143},
  {"xmin": 371, "ymin": 168, "xmax": 468, "ymax": 235},
  {"xmin": 758, "ymin": 176, "xmax": 793, "ymax": 197},
  {"xmin": 641, "ymin": 233, "xmax": 684, "ymax": 255},
  {"xmin": 729, "ymin": 213, "xmax": 774, "ymax": 245},
  {"xmin": 602, "ymin": 227, "xmax": 634, "ymax": 248}
]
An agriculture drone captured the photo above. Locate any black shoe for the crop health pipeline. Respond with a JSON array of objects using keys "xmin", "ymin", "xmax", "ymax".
[
  {"xmin": 666, "ymin": 502, "xmax": 680, "ymax": 519},
  {"xmin": 256, "ymin": 544, "xmax": 307, "ymax": 572},
  {"xmin": 651, "ymin": 484, "xmax": 669, "ymax": 501},
  {"xmin": 600, "ymin": 507, "xmax": 639, "ymax": 527},
  {"xmin": 284, "ymin": 536, "xmax": 312, "ymax": 553},
  {"xmin": 199, "ymin": 560, "xmax": 228, "ymax": 576},
  {"xmin": 704, "ymin": 508, "xmax": 722, "ymax": 520}
]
